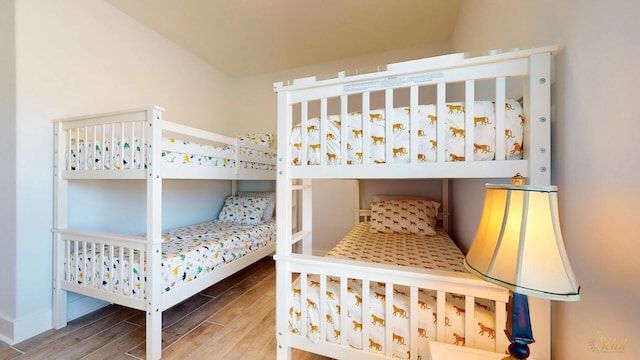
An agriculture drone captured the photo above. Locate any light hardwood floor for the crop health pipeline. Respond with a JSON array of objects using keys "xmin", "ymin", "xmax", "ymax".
[{"xmin": 0, "ymin": 256, "xmax": 331, "ymax": 360}]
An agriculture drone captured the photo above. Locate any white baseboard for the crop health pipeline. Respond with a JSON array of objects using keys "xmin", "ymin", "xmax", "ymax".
[
  {"xmin": 0, "ymin": 295, "xmax": 108, "ymax": 346},
  {"xmin": 0, "ymin": 308, "xmax": 51, "ymax": 345},
  {"xmin": 0, "ymin": 314, "xmax": 13, "ymax": 344}
]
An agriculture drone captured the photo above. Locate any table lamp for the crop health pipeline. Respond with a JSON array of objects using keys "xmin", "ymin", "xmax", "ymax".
[{"xmin": 464, "ymin": 181, "xmax": 580, "ymax": 359}]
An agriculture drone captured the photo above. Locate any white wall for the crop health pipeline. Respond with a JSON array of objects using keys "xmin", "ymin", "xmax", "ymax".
[
  {"xmin": 451, "ymin": 1, "xmax": 639, "ymax": 359},
  {"xmin": 310, "ymin": 179, "xmax": 357, "ymax": 255},
  {"xmin": 0, "ymin": 0, "xmax": 17, "ymax": 342},
  {"xmin": 2, "ymin": 0, "xmax": 237, "ymax": 344}
]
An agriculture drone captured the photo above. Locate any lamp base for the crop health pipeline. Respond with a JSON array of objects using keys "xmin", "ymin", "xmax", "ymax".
[
  {"xmin": 506, "ymin": 342, "xmax": 531, "ymax": 359},
  {"xmin": 504, "ymin": 293, "xmax": 535, "ymax": 360}
]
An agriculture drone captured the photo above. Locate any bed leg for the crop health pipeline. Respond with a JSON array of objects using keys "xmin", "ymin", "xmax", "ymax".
[
  {"xmin": 52, "ymin": 285, "xmax": 67, "ymax": 329},
  {"xmin": 52, "ymin": 232, "xmax": 67, "ymax": 330},
  {"xmin": 275, "ymin": 259, "xmax": 293, "ymax": 360},
  {"xmin": 147, "ymin": 308, "xmax": 162, "ymax": 360},
  {"xmin": 276, "ymin": 339, "xmax": 292, "ymax": 360}
]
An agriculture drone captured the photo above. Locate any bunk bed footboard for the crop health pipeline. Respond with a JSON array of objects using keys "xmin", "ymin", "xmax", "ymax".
[
  {"xmin": 53, "ymin": 228, "xmax": 156, "ymax": 328},
  {"xmin": 275, "ymin": 254, "xmax": 509, "ymax": 360}
]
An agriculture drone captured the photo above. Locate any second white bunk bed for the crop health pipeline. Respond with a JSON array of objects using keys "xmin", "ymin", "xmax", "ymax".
[
  {"xmin": 52, "ymin": 106, "xmax": 276, "ymax": 360},
  {"xmin": 274, "ymin": 46, "xmax": 556, "ymax": 359}
]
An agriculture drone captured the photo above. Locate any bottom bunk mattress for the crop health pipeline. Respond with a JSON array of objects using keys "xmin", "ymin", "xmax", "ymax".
[
  {"xmin": 66, "ymin": 219, "xmax": 275, "ymax": 296},
  {"xmin": 289, "ymin": 222, "xmax": 498, "ymax": 357}
]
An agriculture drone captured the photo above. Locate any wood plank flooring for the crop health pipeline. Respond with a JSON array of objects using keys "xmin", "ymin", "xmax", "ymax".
[{"xmin": 0, "ymin": 256, "xmax": 331, "ymax": 360}]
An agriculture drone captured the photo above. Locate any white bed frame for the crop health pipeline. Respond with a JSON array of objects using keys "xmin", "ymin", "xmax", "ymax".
[
  {"xmin": 274, "ymin": 46, "xmax": 556, "ymax": 359},
  {"xmin": 52, "ymin": 106, "xmax": 276, "ymax": 360}
]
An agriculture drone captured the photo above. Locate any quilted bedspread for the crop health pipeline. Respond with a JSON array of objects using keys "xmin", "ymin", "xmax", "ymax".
[
  {"xmin": 289, "ymin": 99, "xmax": 524, "ymax": 165},
  {"xmin": 67, "ymin": 137, "xmax": 275, "ymax": 171},
  {"xmin": 289, "ymin": 222, "xmax": 498, "ymax": 358},
  {"xmin": 67, "ymin": 219, "xmax": 275, "ymax": 295}
]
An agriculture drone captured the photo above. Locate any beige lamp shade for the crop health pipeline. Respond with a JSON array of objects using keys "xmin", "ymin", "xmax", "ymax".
[{"xmin": 464, "ymin": 184, "xmax": 580, "ymax": 301}]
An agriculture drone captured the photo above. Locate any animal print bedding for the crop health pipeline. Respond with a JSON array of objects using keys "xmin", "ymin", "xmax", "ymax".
[
  {"xmin": 66, "ymin": 219, "xmax": 275, "ymax": 296},
  {"xmin": 67, "ymin": 137, "xmax": 275, "ymax": 172},
  {"xmin": 289, "ymin": 222, "xmax": 498, "ymax": 358},
  {"xmin": 289, "ymin": 99, "xmax": 523, "ymax": 165}
]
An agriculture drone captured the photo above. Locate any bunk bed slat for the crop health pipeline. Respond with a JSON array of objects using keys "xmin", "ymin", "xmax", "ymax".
[
  {"xmin": 495, "ymin": 77, "xmax": 507, "ymax": 161},
  {"xmin": 465, "ymin": 295, "xmax": 475, "ymax": 348},
  {"xmin": 320, "ymin": 98, "xmax": 328, "ymax": 165},
  {"xmin": 436, "ymin": 290, "xmax": 446, "ymax": 343},
  {"xmin": 300, "ymin": 273, "xmax": 308, "ymax": 340},
  {"xmin": 409, "ymin": 85, "xmax": 419, "ymax": 164},
  {"xmin": 319, "ymin": 275, "xmax": 328, "ymax": 342},
  {"xmin": 361, "ymin": 279, "xmax": 372, "ymax": 354},
  {"xmin": 340, "ymin": 95, "xmax": 349, "ymax": 165},
  {"xmin": 384, "ymin": 88, "xmax": 393, "ymax": 164},
  {"xmin": 464, "ymin": 80, "xmax": 475, "ymax": 162},
  {"xmin": 409, "ymin": 286, "xmax": 419, "ymax": 360},
  {"xmin": 300, "ymin": 101, "xmax": 309, "ymax": 167},
  {"xmin": 383, "ymin": 282, "xmax": 393, "ymax": 357},
  {"xmin": 436, "ymin": 82, "xmax": 447, "ymax": 163},
  {"xmin": 339, "ymin": 276, "xmax": 348, "ymax": 346},
  {"xmin": 362, "ymin": 91, "xmax": 371, "ymax": 166}
]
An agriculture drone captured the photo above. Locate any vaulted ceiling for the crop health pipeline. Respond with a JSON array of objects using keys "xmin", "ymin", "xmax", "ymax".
[{"xmin": 106, "ymin": 0, "xmax": 461, "ymax": 77}]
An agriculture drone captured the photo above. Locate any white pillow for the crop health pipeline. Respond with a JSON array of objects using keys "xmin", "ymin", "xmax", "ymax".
[
  {"xmin": 218, "ymin": 196, "xmax": 270, "ymax": 225},
  {"xmin": 237, "ymin": 191, "xmax": 276, "ymax": 222}
]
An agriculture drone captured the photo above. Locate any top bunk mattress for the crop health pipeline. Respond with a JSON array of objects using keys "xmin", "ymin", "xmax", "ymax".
[
  {"xmin": 54, "ymin": 107, "xmax": 277, "ymax": 178},
  {"xmin": 289, "ymin": 99, "xmax": 524, "ymax": 166},
  {"xmin": 68, "ymin": 136, "xmax": 276, "ymax": 172}
]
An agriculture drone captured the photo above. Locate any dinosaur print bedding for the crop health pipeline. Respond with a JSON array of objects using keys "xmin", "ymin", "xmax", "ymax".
[
  {"xmin": 289, "ymin": 99, "xmax": 523, "ymax": 165},
  {"xmin": 66, "ymin": 219, "xmax": 275, "ymax": 296},
  {"xmin": 289, "ymin": 222, "xmax": 498, "ymax": 358},
  {"xmin": 67, "ymin": 137, "xmax": 275, "ymax": 171}
]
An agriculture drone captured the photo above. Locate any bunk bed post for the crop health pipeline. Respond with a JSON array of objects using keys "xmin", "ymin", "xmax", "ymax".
[
  {"xmin": 231, "ymin": 179, "xmax": 238, "ymax": 195},
  {"xmin": 441, "ymin": 179, "xmax": 450, "ymax": 233},
  {"xmin": 354, "ymin": 180, "xmax": 361, "ymax": 224},
  {"xmin": 275, "ymin": 84, "xmax": 294, "ymax": 360},
  {"xmin": 300, "ymin": 178, "xmax": 313, "ymax": 255},
  {"xmin": 146, "ymin": 107, "xmax": 164, "ymax": 360},
  {"xmin": 526, "ymin": 52, "xmax": 552, "ymax": 187},
  {"xmin": 524, "ymin": 51, "xmax": 553, "ymax": 360},
  {"xmin": 52, "ymin": 121, "xmax": 68, "ymax": 329}
]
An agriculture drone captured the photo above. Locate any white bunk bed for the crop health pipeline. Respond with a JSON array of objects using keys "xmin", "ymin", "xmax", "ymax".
[
  {"xmin": 274, "ymin": 46, "xmax": 556, "ymax": 359},
  {"xmin": 52, "ymin": 106, "xmax": 276, "ymax": 360}
]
